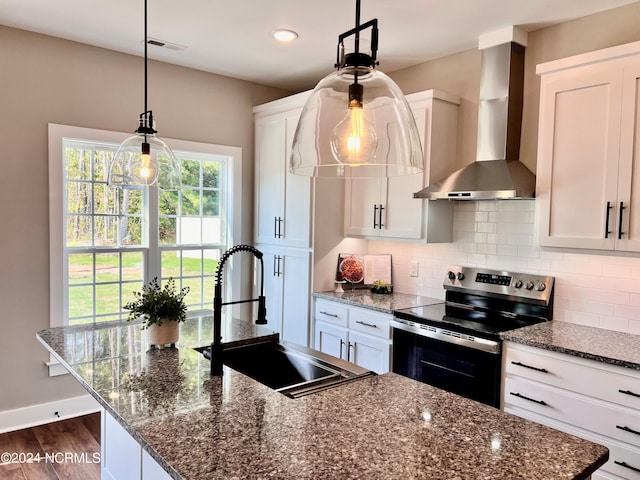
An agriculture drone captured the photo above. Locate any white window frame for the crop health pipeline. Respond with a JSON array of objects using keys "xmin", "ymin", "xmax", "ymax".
[{"xmin": 47, "ymin": 124, "xmax": 243, "ymax": 374}]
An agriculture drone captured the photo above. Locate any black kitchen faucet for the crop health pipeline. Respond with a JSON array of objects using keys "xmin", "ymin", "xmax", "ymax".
[{"xmin": 210, "ymin": 244, "xmax": 267, "ymax": 376}]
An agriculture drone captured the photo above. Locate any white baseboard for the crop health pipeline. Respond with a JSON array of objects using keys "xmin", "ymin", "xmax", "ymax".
[{"xmin": 0, "ymin": 394, "xmax": 100, "ymax": 434}]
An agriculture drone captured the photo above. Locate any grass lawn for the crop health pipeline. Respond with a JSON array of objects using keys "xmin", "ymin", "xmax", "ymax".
[{"xmin": 68, "ymin": 252, "xmax": 218, "ymax": 321}]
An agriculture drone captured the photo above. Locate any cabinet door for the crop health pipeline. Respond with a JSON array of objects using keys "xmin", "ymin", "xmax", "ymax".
[
  {"xmin": 348, "ymin": 330, "xmax": 391, "ymax": 374},
  {"xmin": 314, "ymin": 320, "xmax": 346, "ymax": 360},
  {"xmin": 616, "ymin": 63, "xmax": 640, "ymax": 251},
  {"xmin": 255, "ymin": 115, "xmax": 285, "ymax": 245},
  {"xmin": 282, "ymin": 112, "xmax": 312, "ymax": 248},
  {"xmin": 344, "ymin": 177, "xmax": 383, "ymax": 236},
  {"xmin": 102, "ymin": 408, "xmax": 141, "ymax": 480},
  {"xmin": 380, "ymin": 173, "xmax": 423, "ymax": 239},
  {"xmin": 537, "ymin": 67, "xmax": 623, "ymax": 249},
  {"xmin": 257, "ymin": 245, "xmax": 310, "ymax": 347},
  {"xmin": 142, "ymin": 450, "xmax": 172, "ymax": 480},
  {"xmin": 378, "ymin": 101, "xmax": 428, "ymax": 240},
  {"xmin": 280, "ymin": 249, "xmax": 311, "ymax": 346},
  {"xmin": 259, "ymin": 248, "xmax": 284, "ymax": 337}
]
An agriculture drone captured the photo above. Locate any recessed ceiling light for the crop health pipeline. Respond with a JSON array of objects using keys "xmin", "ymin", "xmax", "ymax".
[{"xmin": 271, "ymin": 29, "xmax": 298, "ymax": 42}]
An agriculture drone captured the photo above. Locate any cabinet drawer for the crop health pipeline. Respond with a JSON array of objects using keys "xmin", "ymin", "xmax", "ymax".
[
  {"xmin": 348, "ymin": 308, "xmax": 391, "ymax": 339},
  {"xmin": 603, "ymin": 441, "xmax": 640, "ymax": 480},
  {"xmin": 505, "ymin": 343, "xmax": 640, "ymax": 410},
  {"xmin": 505, "ymin": 376, "xmax": 640, "ymax": 450},
  {"xmin": 315, "ymin": 299, "xmax": 348, "ymax": 327}
]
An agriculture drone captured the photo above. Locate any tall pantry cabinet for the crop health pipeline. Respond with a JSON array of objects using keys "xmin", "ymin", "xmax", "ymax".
[
  {"xmin": 253, "ymin": 92, "xmax": 312, "ymax": 347},
  {"xmin": 536, "ymin": 41, "xmax": 640, "ymax": 251}
]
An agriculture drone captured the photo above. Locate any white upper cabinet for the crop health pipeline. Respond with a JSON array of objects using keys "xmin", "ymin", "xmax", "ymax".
[
  {"xmin": 536, "ymin": 41, "xmax": 640, "ymax": 251},
  {"xmin": 254, "ymin": 92, "xmax": 312, "ymax": 248},
  {"xmin": 344, "ymin": 89, "xmax": 459, "ymax": 242}
]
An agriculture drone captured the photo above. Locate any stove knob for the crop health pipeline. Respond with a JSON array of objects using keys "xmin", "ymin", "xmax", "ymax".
[
  {"xmin": 447, "ymin": 271, "xmax": 456, "ymax": 280},
  {"xmin": 537, "ymin": 282, "xmax": 546, "ymax": 292},
  {"xmin": 514, "ymin": 280, "xmax": 523, "ymax": 289},
  {"xmin": 456, "ymin": 272, "xmax": 465, "ymax": 281},
  {"xmin": 525, "ymin": 281, "xmax": 534, "ymax": 290}
]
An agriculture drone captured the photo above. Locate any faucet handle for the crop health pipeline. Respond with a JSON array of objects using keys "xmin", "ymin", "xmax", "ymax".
[{"xmin": 256, "ymin": 295, "xmax": 268, "ymax": 324}]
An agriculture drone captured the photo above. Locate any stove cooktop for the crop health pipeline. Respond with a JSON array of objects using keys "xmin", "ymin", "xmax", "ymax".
[{"xmin": 393, "ymin": 303, "xmax": 549, "ymax": 340}]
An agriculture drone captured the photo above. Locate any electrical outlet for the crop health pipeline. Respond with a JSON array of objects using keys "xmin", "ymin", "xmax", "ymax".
[{"xmin": 410, "ymin": 261, "xmax": 419, "ymax": 277}]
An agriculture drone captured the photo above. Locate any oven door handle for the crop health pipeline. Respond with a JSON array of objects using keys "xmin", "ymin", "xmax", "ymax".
[{"xmin": 391, "ymin": 319, "xmax": 500, "ymax": 354}]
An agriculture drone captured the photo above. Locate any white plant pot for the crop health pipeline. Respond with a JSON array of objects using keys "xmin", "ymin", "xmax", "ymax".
[{"xmin": 147, "ymin": 320, "xmax": 179, "ymax": 348}]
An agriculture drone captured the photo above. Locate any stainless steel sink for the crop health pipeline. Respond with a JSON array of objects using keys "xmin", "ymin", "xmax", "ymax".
[{"xmin": 195, "ymin": 340, "xmax": 375, "ymax": 398}]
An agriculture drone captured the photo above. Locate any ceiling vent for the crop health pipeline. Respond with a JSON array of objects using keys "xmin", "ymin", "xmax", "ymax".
[{"xmin": 146, "ymin": 37, "xmax": 187, "ymax": 51}]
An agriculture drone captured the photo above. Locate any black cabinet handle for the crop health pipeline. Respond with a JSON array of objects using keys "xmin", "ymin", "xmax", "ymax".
[
  {"xmin": 274, "ymin": 216, "xmax": 278, "ymax": 238},
  {"xmin": 619, "ymin": 389, "xmax": 640, "ymax": 398},
  {"xmin": 509, "ymin": 392, "xmax": 547, "ymax": 406},
  {"xmin": 379, "ymin": 204, "xmax": 384, "ymax": 228},
  {"xmin": 511, "ymin": 361, "xmax": 549, "ymax": 373},
  {"xmin": 355, "ymin": 320, "xmax": 378, "ymax": 329},
  {"xmin": 616, "ymin": 425, "xmax": 640, "ymax": 437},
  {"xmin": 614, "ymin": 460, "xmax": 640, "ymax": 473},
  {"xmin": 320, "ymin": 311, "xmax": 339, "ymax": 318},
  {"xmin": 348, "ymin": 341, "xmax": 355, "ymax": 362},
  {"xmin": 273, "ymin": 255, "xmax": 282, "ymax": 277},
  {"xmin": 605, "ymin": 201, "xmax": 612, "ymax": 238},
  {"xmin": 618, "ymin": 201, "xmax": 626, "ymax": 240},
  {"xmin": 339, "ymin": 339, "xmax": 346, "ymax": 360},
  {"xmin": 373, "ymin": 205, "xmax": 379, "ymax": 229}
]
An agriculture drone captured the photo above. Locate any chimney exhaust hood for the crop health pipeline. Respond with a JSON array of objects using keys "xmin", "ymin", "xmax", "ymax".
[{"xmin": 414, "ymin": 28, "xmax": 535, "ymax": 200}]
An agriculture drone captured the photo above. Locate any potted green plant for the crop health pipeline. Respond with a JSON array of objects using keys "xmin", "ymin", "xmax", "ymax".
[{"xmin": 124, "ymin": 277, "xmax": 190, "ymax": 347}]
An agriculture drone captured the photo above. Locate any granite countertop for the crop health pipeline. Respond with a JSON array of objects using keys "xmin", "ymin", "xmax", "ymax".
[
  {"xmin": 502, "ymin": 321, "xmax": 640, "ymax": 370},
  {"xmin": 37, "ymin": 314, "xmax": 608, "ymax": 480},
  {"xmin": 314, "ymin": 289, "xmax": 442, "ymax": 313}
]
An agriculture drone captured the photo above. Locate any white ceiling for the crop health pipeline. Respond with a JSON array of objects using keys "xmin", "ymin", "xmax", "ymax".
[{"xmin": 1, "ymin": 0, "xmax": 637, "ymax": 92}]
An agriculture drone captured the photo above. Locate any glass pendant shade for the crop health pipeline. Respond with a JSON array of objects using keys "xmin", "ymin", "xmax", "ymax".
[
  {"xmin": 108, "ymin": 129, "xmax": 181, "ymax": 189},
  {"xmin": 290, "ymin": 65, "xmax": 424, "ymax": 178}
]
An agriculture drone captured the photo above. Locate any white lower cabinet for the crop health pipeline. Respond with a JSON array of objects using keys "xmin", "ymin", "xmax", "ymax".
[
  {"xmin": 313, "ymin": 298, "xmax": 392, "ymax": 374},
  {"xmin": 101, "ymin": 407, "xmax": 171, "ymax": 480},
  {"xmin": 503, "ymin": 342, "xmax": 640, "ymax": 480}
]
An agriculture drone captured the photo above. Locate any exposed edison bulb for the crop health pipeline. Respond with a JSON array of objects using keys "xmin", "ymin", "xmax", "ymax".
[
  {"xmin": 330, "ymin": 83, "xmax": 377, "ymax": 165},
  {"xmin": 137, "ymin": 141, "xmax": 158, "ymax": 185}
]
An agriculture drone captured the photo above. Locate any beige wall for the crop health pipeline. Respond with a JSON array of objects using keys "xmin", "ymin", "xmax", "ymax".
[{"xmin": 0, "ymin": 26, "xmax": 289, "ymax": 411}]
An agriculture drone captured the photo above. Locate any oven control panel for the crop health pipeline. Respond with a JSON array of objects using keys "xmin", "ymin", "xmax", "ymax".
[{"xmin": 444, "ymin": 266, "xmax": 554, "ymax": 305}]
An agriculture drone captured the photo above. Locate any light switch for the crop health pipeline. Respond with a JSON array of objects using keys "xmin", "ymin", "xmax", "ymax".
[{"xmin": 410, "ymin": 261, "xmax": 419, "ymax": 277}]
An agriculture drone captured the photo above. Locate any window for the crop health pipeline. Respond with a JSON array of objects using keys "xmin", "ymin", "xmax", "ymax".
[{"xmin": 49, "ymin": 124, "xmax": 242, "ymax": 328}]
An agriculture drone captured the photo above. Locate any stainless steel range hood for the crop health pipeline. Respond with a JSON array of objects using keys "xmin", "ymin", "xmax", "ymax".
[{"xmin": 414, "ymin": 32, "xmax": 535, "ymax": 200}]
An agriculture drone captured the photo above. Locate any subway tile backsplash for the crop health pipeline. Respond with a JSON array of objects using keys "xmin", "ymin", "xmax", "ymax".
[{"xmin": 367, "ymin": 200, "xmax": 640, "ymax": 334}]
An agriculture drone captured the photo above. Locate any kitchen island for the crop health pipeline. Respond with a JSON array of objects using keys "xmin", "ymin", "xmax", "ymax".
[{"xmin": 37, "ymin": 313, "xmax": 608, "ymax": 480}]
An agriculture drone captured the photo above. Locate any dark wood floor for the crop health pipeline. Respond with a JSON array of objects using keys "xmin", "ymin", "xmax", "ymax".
[{"xmin": 0, "ymin": 413, "xmax": 100, "ymax": 480}]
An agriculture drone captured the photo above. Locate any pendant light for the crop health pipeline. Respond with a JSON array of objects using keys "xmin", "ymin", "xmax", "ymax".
[
  {"xmin": 289, "ymin": 0, "xmax": 423, "ymax": 178},
  {"xmin": 107, "ymin": 0, "xmax": 180, "ymax": 189}
]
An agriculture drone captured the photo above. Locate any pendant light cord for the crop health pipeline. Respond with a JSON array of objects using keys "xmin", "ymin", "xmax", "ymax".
[
  {"xmin": 353, "ymin": 0, "xmax": 361, "ymax": 86},
  {"xmin": 144, "ymin": 0, "xmax": 148, "ymax": 116}
]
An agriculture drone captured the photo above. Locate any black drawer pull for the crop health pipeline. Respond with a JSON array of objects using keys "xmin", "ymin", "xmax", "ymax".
[
  {"xmin": 320, "ymin": 311, "xmax": 339, "ymax": 318},
  {"xmin": 615, "ymin": 460, "xmax": 640, "ymax": 473},
  {"xmin": 616, "ymin": 425, "xmax": 640, "ymax": 437},
  {"xmin": 619, "ymin": 389, "xmax": 640, "ymax": 398},
  {"xmin": 511, "ymin": 361, "xmax": 549, "ymax": 373},
  {"xmin": 510, "ymin": 392, "xmax": 547, "ymax": 406},
  {"xmin": 355, "ymin": 320, "xmax": 378, "ymax": 328}
]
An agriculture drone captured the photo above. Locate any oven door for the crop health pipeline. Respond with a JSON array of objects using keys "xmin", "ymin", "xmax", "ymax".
[{"xmin": 391, "ymin": 319, "xmax": 502, "ymax": 408}]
